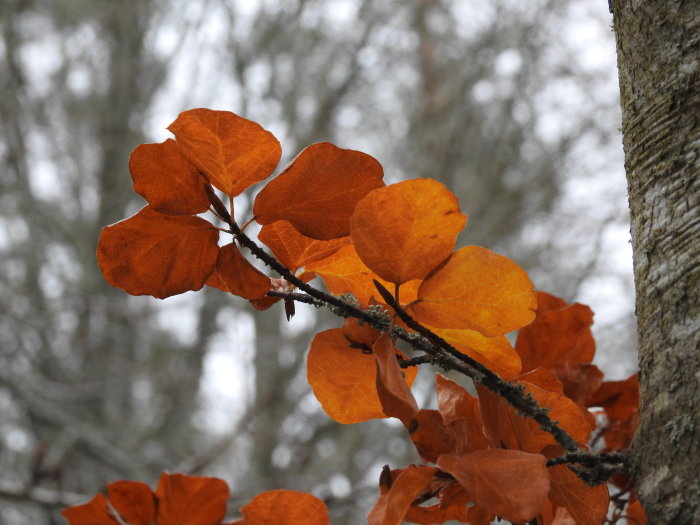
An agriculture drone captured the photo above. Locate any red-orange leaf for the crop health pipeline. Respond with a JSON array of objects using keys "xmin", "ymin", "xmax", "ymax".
[
  {"xmin": 155, "ymin": 472, "xmax": 229, "ymax": 525},
  {"xmin": 350, "ymin": 179, "xmax": 466, "ymax": 283},
  {"xmin": 258, "ymin": 220, "xmax": 350, "ymax": 272},
  {"xmin": 516, "ymin": 291, "xmax": 596, "ymax": 373},
  {"xmin": 435, "ymin": 374, "xmax": 489, "ymax": 453},
  {"xmin": 437, "ymin": 450, "xmax": 550, "ymax": 523},
  {"xmin": 548, "ymin": 464, "xmax": 609, "ymax": 525},
  {"xmin": 107, "ymin": 480, "xmax": 155, "ymax": 525},
  {"xmin": 237, "ymin": 490, "xmax": 330, "ymax": 525},
  {"xmin": 207, "ymin": 243, "xmax": 272, "ymax": 300},
  {"xmin": 373, "ymin": 333, "xmax": 419, "ymax": 426},
  {"xmin": 254, "ymin": 142, "xmax": 384, "ymax": 240},
  {"xmin": 97, "ymin": 206, "xmax": 219, "ymax": 299},
  {"xmin": 130, "ymin": 139, "xmax": 211, "ymax": 215},
  {"xmin": 429, "ymin": 327, "xmax": 522, "ymax": 378},
  {"xmin": 307, "ymin": 329, "xmax": 416, "ymax": 424},
  {"xmin": 168, "ymin": 108, "xmax": 281, "ymax": 197},
  {"xmin": 410, "ymin": 409, "xmax": 457, "ymax": 462},
  {"xmin": 61, "ymin": 494, "xmax": 116, "ymax": 525},
  {"xmin": 409, "ymin": 246, "xmax": 536, "ymax": 336},
  {"xmin": 367, "ymin": 466, "xmax": 437, "ymax": 525}
]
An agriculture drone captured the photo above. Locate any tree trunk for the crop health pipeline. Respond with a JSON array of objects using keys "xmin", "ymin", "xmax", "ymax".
[{"xmin": 611, "ymin": 2, "xmax": 700, "ymax": 522}]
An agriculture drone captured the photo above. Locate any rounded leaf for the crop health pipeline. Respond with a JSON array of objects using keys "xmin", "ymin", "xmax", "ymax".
[
  {"xmin": 155, "ymin": 472, "xmax": 229, "ymax": 525},
  {"xmin": 97, "ymin": 206, "xmax": 219, "ymax": 299},
  {"xmin": 239, "ymin": 490, "xmax": 330, "ymax": 525},
  {"xmin": 254, "ymin": 142, "xmax": 384, "ymax": 240},
  {"xmin": 208, "ymin": 243, "xmax": 272, "ymax": 300},
  {"xmin": 130, "ymin": 139, "xmax": 211, "ymax": 215},
  {"xmin": 409, "ymin": 246, "xmax": 536, "ymax": 336},
  {"xmin": 107, "ymin": 480, "xmax": 155, "ymax": 525},
  {"xmin": 168, "ymin": 108, "xmax": 281, "ymax": 197},
  {"xmin": 351, "ymin": 178, "xmax": 466, "ymax": 283},
  {"xmin": 307, "ymin": 329, "xmax": 416, "ymax": 424}
]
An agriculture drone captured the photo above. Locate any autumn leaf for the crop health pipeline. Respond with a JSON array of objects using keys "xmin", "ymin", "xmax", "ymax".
[
  {"xmin": 97, "ymin": 206, "xmax": 219, "ymax": 299},
  {"xmin": 130, "ymin": 139, "xmax": 211, "ymax": 215},
  {"xmin": 428, "ymin": 326, "xmax": 522, "ymax": 378},
  {"xmin": 155, "ymin": 472, "xmax": 229, "ymax": 525},
  {"xmin": 373, "ymin": 333, "xmax": 419, "ymax": 426},
  {"xmin": 435, "ymin": 374, "xmax": 489, "ymax": 453},
  {"xmin": 62, "ymin": 494, "xmax": 125, "ymax": 525},
  {"xmin": 258, "ymin": 220, "xmax": 351, "ymax": 272},
  {"xmin": 254, "ymin": 142, "xmax": 384, "ymax": 240},
  {"xmin": 515, "ymin": 291, "xmax": 596, "ymax": 373},
  {"xmin": 350, "ymin": 178, "xmax": 466, "ymax": 284},
  {"xmin": 409, "ymin": 409, "xmax": 457, "ymax": 462},
  {"xmin": 206, "ymin": 243, "xmax": 272, "ymax": 300},
  {"xmin": 168, "ymin": 108, "xmax": 281, "ymax": 197},
  {"xmin": 307, "ymin": 328, "xmax": 417, "ymax": 424},
  {"xmin": 408, "ymin": 246, "xmax": 536, "ymax": 337},
  {"xmin": 548, "ymin": 464, "xmax": 609, "ymax": 525},
  {"xmin": 235, "ymin": 490, "xmax": 330, "ymax": 525},
  {"xmin": 437, "ymin": 450, "xmax": 550, "ymax": 523},
  {"xmin": 367, "ymin": 466, "xmax": 437, "ymax": 525},
  {"xmin": 106, "ymin": 480, "xmax": 156, "ymax": 525}
]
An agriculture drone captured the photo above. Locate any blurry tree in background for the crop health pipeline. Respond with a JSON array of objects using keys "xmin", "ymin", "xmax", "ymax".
[{"xmin": 0, "ymin": 0, "xmax": 633, "ymax": 523}]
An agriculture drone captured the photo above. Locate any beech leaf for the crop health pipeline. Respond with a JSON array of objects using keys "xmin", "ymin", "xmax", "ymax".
[
  {"xmin": 238, "ymin": 490, "xmax": 330, "ymax": 525},
  {"xmin": 155, "ymin": 472, "xmax": 229, "ymax": 525},
  {"xmin": 548, "ymin": 464, "xmax": 610, "ymax": 525},
  {"xmin": 207, "ymin": 243, "xmax": 272, "ymax": 300},
  {"xmin": 254, "ymin": 142, "xmax": 384, "ymax": 240},
  {"xmin": 373, "ymin": 333, "xmax": 419, "ymax": 426},
  {"xmin": 130, "ymin": 139, "xmax": 211, "ymax": 215},
  {"xmin": 350, "ymin": 178, "xmax": 466, "ymax": 283},
  {"xmin": 307, "ymin": 329, "xmax": 416, "ymax": 424},
  {"xmin": 97, "ymin": 206, "xmax": 219, "ymax": 299},
  {"xmin": 409, "ymin": 245, "xmax": 536, "ymax": 336},
  {"xmin": 437, "ymin": 450, "xmax": 550, "ymax": 523},
  {"xmin": 367, "ymin": 466, "xmax": 437, "ymax": 525},
  {"xmin": 168, "ymin": 108, "xmax": 281, "ymax": 197}
]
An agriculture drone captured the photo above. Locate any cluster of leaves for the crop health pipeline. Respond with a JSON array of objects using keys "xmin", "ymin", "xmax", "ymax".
[{"xmin": 71, "ymin": 109, "xmax": 644, "ymax": 524}]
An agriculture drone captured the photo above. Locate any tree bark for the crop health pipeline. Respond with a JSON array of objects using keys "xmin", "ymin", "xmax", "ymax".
[{"xmin": 611, "ymin": 1, "xmax": 700, "ymax": 522}]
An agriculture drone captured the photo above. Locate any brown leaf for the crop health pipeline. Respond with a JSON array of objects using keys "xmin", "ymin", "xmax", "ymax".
[
  {"xmin": 130, "ymin": 139, "xmax": 211, "ymax": 215},
  {"xmin": 97, "ymin": 206, "xmax": 219, "ymax": 299},
  {"xmin": 437, "ymin": 450, "xmax": 550, "ymax": 523},
  {"xmin": 409, "ymin": 409, "xmax": 457, "ymax": 462},
  {"xmin": 409, "ymin": 246, "xmax": 536, "ymax": 337},
  {"xmin": 254, "ymin": 142, "xmax": 384, "ymax": 240},
  {"xmin": 373, "ymin": 333, "xmax": 419, "ymax": 426},
  {"xmin": 61, "ymin": 494, "xmax": 116, "ymax": 525},
  {"xmin": 238, "ymin": 490, "xmax": 330, "ymax": 525},
  {"xmin": 350, "ymin": 178, "xmax": 466, "ymax": 284},
  {"xmin": 548, "ymin": 464, "xmax": 609, "ymax": 525},
  {"xmin": 168, "ymin": 108, "xmax": 281, "ymax": 197},
  {"xmin": 515, "ymin": 291, "xmax": 596, "ymax": 373},
  {"xmin": 155, "ymin": 472, "xmax": 229, "ymax": 525},
  {"xmin": 208, "ymin": 243, "xmax": 271, "ymax": 300},
  {"xmin": 367, "ymin": 466, "xmax": 437, "ymax": 525},
  {"xmin": 106, "ymin": 480, "xmax": 155, "ymax": 525}
]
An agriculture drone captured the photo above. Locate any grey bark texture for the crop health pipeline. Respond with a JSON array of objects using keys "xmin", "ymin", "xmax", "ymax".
[{"xmin": 611, "ymin": 1, "xmax": 700, "ymax": 522}]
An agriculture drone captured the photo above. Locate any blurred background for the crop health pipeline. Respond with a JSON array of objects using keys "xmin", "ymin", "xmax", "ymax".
[{"xmin": 0, "ymin": 0, "xmax": 636, "ymax": 523}]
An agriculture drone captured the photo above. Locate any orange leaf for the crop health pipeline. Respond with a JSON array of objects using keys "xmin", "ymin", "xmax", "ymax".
[
  {"xmin": 435, "ymin": 374, "xmax": 489, "ymax": 452},
  {"xmin": 515, "ymin": 291, "xmax": 595, "ymax": 373},
  {"xmin": 61, "ymin": 494, "xmax": 116, "ymax": 525},
  {"xmin": 429, "ymin": 327, "xmax": 522, "ymax": 378},
  {"xmin": 107, "ymin": 480, "xmax": 155, "ymax": 525},
  {"xmin": 554, "ymin": 363, "xmax": 604, "ymax": 407},
  {"xmin": 307, "ymin": 329, "xmax": 416, "ymax": 424},
  {"xmin": 155, "ymin": 472, "xmax": 229, "ymax": 525},
  {"xmin": 208, "ymin": 243, "xmax": 272, "ymax": 300},
  {"xmin": 373, "ymin": 333, "xmax": 419, "ymax": 426},
  {"xmin": 409, "ymin": 246, "xmax": 536, "ymax": 336},
  {"xmin": 254, "ymin": 142, "xmax": 384, "ymax": 240},
  {"xmin": 238, "ymin": 490, "xmax": 330, "ymax": 525},
  {"xmin": 350, "ymin": 179, "xmax": 466, "ymax": 283},
  {"xmin": 477, "ymin": 369, "xmax": 593, "ymax": 453},
  {"xmin": 97, "ymin": 206, "xmax": 219, "ymax": 299},
  {"xmin": 130, "ymin": 139, "xmax": 211, "ymax": 215},
  {"xmin": 548, "ymin": 464, "xmax": 609, "ymax": 525},
  {"xmin": 437, "ymin": 450, "xmax": 550, "ymax": 523},
  {"xmin": 367, "ymin": 466, "xmax": 437, "ymax": 525},
  {"xmin": 168, "ymin": 108, "xmax": 281, "ymax": 197},
  {"xmin": 626, "ymin": 500, "xmax": 647, "ymax": 525},
  {"xmin": 409, "ymin": 409, "xmax": 457, "ymax": 462},
  {"xmin": 258, "ymin": 220, "xmax": 350, "ymax": 272}
]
